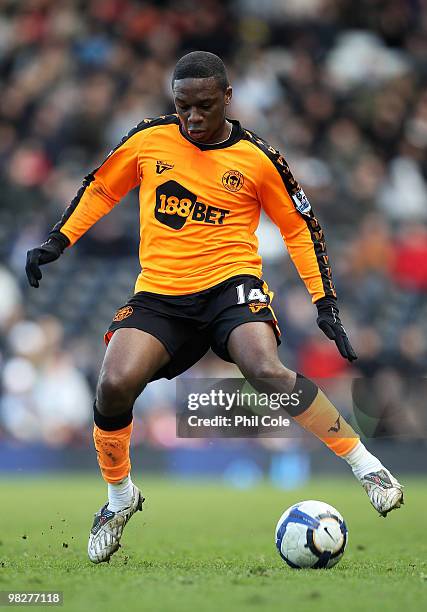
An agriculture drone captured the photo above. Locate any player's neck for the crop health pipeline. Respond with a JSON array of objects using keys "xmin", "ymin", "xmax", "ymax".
[
  {"xmin": 212, "ymin": 120, "xmax": 233, "ymax": 144},
  {"xmin": 186, "ymin": 120, "xmax": 233, "ymax": 146}
]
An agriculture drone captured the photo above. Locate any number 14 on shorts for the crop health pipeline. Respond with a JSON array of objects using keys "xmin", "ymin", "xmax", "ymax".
[{"xmin": 236, "ymin": 283, "xmax": 268, "ymax": 304}]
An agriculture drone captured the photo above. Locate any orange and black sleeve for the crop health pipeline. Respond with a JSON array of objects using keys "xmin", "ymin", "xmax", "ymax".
[
  {"xmin": 253, "ymin": 139, "xmax": 336, "ymax": 303},
  {"xmin": 50, "ymin": 115, "xmax": 180, "ymax": 245},
  {"xmin": 49, "ymin": 125, "xmax": 145, "ymax": 246}
]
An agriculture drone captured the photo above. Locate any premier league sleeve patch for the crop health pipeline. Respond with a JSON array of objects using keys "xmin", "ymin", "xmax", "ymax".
[{"xmin": 292, "ymin": 189, "xmax": 311, "ymax": 215}]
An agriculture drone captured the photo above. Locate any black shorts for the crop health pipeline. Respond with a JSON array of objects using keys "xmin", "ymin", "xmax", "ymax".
[{"xmin": 104, "ymin": 275, "xmax": 281, "ymax": 381}]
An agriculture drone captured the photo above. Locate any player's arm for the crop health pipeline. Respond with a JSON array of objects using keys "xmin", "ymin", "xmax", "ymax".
[
  {"xmin": 25, "ymin": 128, "xmax": 143, "ymax": 288},
  {"xmin": 258, "ymin": 146, "xmax": 357, "ymax": 362}
]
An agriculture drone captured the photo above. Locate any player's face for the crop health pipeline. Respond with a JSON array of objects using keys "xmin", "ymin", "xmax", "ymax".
[{"xmin": 173, "ymin": 77, "xmax": 232, "ymax": 144}]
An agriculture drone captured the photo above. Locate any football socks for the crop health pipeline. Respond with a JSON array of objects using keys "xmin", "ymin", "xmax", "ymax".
[
  {"xmin": 341, "ymin": 440, "xmax": 383, "ymax": 479},
  {"xmin": 93, "ymin": 422, "xmax": 132, "ymax": 484},
  {"xmin": 291, "ymin": 375, "xmax": 359, "ymax": 457},
  {"xmin": 107, "ymin": 475, "xmax": 135, "ymax": 511}
]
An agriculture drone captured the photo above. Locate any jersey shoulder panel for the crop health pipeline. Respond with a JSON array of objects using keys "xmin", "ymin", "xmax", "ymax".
[
  {"xmin": 86, "ymin": 114, "xmax": 180, "ymax": 180},
  {"xmin": 133, "ymin": 113, "xmax": 180, "ymax": 132},
  {"xmin": 241, "ymin": 128, "xmax": 301, "ymax": 198},
  {"xmin": 114, "ymin": 114, "xmax": 180, "ymax": 149}
]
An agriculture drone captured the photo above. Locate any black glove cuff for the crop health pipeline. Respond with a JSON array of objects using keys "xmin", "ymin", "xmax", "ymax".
[
  {"xmin": 46, "ymin": 231, "xmax": 70, "ymax": 253},
  {"xmin": 315, "ymin": 295, "xmax": 338, "ymax": 314}
]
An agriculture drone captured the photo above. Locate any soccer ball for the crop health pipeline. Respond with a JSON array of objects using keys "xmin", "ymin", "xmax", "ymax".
[{"xmin": 275, "ymin": 500, "xmax": 348, "ymax": 569}]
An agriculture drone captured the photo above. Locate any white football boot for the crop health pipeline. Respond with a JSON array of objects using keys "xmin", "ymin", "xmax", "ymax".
[
  {"xmin": 359, "ymin": 468, "xmax": 404, "ymax": 517},
  {"xmin": 88, "ymin": 485, "xmax": 144, "ymax": 563}
]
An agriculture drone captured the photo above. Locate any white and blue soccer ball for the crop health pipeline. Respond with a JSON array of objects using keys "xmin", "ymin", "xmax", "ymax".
[{"xmin": 275, "ymin": 500, "xmax": 348, "ymax": 569}]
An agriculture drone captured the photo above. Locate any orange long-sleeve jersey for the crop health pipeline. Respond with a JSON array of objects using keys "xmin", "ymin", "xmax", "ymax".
[{"xmin": 51, "ymin": 114, "xmax": 336, "ymax": 301}]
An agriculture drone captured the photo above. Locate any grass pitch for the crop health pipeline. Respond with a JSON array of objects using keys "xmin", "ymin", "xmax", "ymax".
[{"xmin": 1, "ymin": 475, "xmax": 426, "ymax": 612}]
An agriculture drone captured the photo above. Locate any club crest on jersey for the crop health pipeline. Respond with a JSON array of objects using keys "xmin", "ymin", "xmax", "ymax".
[
  {"xmin": 156, "ymin": 160, "xmax": 174, "ymax": 174},
  {"xmin": 248, "ymin": 302, "xmax": 268, "ymax": 314},
  {"xmin": 222, "ymin": 170, "xmax": 244, "ymax": 192},
  {"xmin": 292, "ymin": 189, "xmax": 311, "ymax": 215},
  {"xmin": 113, "ymin": 306, "xmax": 133, "ymax": 322}
]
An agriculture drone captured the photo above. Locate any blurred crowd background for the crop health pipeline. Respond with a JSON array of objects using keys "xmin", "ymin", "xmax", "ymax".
[{"xmin": 0, "ymin": 0, "xmax": 426, "ymax": 472}]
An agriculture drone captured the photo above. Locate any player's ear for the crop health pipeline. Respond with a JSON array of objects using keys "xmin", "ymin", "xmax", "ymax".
[{"xmin": 225, "ymin": 86, "xmax": 232, "ymax": 105}]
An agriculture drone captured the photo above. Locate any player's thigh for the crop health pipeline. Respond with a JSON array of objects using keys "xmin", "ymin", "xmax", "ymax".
[
  {"xmin": 209, "ymin": 275, "xmax": 282, "ymax": 371},
  {"xmin": 98, "ymin": 327, "xmax": 171, "ymax": 399},
  {"xmin": 227, "ymin": 321, "xmax": 295, "ymax": 389}
]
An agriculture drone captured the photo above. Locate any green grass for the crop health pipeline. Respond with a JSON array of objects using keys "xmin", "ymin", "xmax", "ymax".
[{"xmin": 1, "ymin": 475, "xmax": 426, "ymax": 612}]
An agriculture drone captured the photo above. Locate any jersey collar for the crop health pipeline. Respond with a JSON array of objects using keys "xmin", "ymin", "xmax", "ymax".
[{"xmin": 178, "ymin": 119, "xmax": 243, "ymax": 151}]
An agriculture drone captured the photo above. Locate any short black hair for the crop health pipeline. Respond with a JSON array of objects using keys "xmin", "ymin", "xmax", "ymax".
[{"xmin": 172, "ymin": 51, "xmax": 229, "ymax": 91}]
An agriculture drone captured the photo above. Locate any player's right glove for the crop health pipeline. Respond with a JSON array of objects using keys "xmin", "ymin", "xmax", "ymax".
[
  {"xmin": 316, "ymin": 296, "xmax": 358, "ymax": 362},
  {"xmin": 25, "ymin": 232, "xmax": 70, "ymax": 288}
]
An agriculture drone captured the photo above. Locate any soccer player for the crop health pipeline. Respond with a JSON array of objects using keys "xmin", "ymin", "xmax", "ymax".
[{"xmin": 26, "ymin": 52, "xmax": 403, "ymax": 564}]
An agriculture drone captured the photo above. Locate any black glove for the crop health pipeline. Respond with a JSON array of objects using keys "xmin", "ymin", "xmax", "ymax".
[
  {"xmin": 315, "ymin": 297, "xmax": 357, "ymax": 362},
  {"xmin": 25, "ymin": 233, "xmax": 69, "ymax": 288}
]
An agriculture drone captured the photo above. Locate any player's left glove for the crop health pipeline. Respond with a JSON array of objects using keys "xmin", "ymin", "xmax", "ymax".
[{"xmin": 315, "ymin": 297, "xmax": 357, "ymax": 362}]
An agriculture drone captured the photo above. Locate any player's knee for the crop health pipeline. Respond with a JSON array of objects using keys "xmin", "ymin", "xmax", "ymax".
[
  {"xmin": 245, "ymin": 360, "xmax": 283, "ymax": 380},
  {"xmin": 96, "ymin": 371, "xmax": 139, "ymax": 416},
  {"xmin": 244, "ymin": 361, "xmax": 295, "ymax": 391}
]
